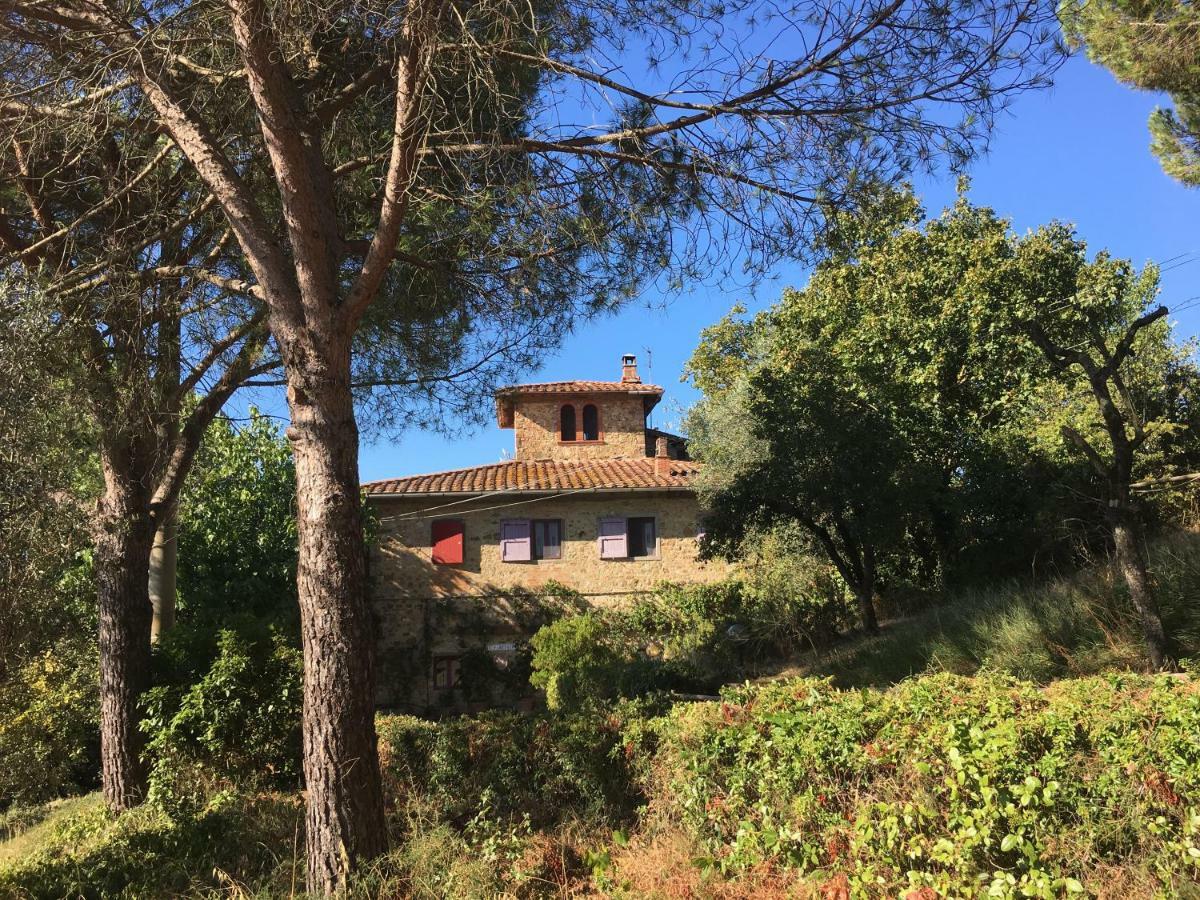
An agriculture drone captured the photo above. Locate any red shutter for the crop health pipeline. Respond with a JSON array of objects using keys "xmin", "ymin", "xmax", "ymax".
[
  {"xmin": 431, "ymin": 519, "xmax": 464, "ymax": 565},
  {"xmin": 598, "ymin": 517, "xmax": 628, "ymax": 559},
  {"xmin": 500, "ymin": 519, "xmax": 532, "ymax": 562}
]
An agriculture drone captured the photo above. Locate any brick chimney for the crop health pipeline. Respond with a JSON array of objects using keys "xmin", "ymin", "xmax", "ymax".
[
  {"xmin": 655, "ymin": 435, "xmax": 670, "ymax": 474},
  {"xmin": 621, "ymin": 353, "xmax": 640, "ymax": 383}
]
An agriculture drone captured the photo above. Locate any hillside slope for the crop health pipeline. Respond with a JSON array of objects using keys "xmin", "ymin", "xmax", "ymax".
[{"xmin": 781, "ymin": 529, "xmax": 1200, "ymax": 689}]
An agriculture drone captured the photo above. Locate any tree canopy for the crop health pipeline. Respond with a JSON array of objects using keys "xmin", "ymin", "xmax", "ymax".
[
  {"xmin": 1060, "ymin": 0, "xmax": 1200, "ymax": 186},
  {"xmin": 687, "ymin": 191, "xmax": 1200, "ymax": 642}
]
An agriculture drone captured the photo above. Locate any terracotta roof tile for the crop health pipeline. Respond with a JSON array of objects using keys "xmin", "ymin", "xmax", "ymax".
[
  {"xmin": 495, "ymin": 380, "xmax": 664, "ymax": 396},
  {"xmin": 364, "ymin": 458, "xmax": 702, "ymax": 495}
]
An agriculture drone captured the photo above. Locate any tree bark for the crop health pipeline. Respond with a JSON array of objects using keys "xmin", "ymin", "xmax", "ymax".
[
  {"xmin": 1108, "ymin": 502, "xmax": 1172, "ymax": 671},
  {"xmin": 149, "ymin": 504, "xmax": 178, "ymax": 641},
  {"xmin": 285, "ymin": 360, "xmax": 388, "ymax": 895},
  {"xmin": 855, "ymin": 549, "xmax": 879, "ymax": 633},
  {"xmin": 95, "ymin": 467, "xmax": 155, "ymax": 811}
]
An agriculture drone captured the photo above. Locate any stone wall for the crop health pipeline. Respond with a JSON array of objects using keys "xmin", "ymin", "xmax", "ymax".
[
  {"xmin": 368, "ymin": 490, "xmax": 732, "ymax": 711},
  {"xmin": 370, "ymin": 491, "xmax": 725, "ymax": 601},
  {"xmin": 513, "ymin": 394, "xmax": 649, "ymax": 460}
]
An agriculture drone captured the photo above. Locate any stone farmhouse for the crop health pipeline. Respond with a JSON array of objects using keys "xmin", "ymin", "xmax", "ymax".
[{"xmin": 364, "ymin": 354, "xmax": 729, "ymax": 712}]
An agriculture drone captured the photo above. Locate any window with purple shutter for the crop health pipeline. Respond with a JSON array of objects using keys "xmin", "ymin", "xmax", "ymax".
[
  {"xmin": 627, "ymin": 517, "xmax": 657, "ymax": 558},
  {"xmin": 598, "ymin": 517, "xmax": 628, "ymax": 559},
  {"xmin": 500, "ymin": 519, "xmax": 532, "ymax": 562},
  {"xmin": 533, "ymin": 519, "xmax": 562, "ymax": 559}
]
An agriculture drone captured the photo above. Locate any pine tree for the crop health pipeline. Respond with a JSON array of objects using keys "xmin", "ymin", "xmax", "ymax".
[{"xmin": 1061, "ymin": 0, "xmax": 1200, "ymax": 186}]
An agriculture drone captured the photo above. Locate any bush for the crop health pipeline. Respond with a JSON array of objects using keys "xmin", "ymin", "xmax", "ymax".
[
  {"xmin": 142, "ymin": 628, "xmax": 302, "ymax": 813},
  {"xmin": 528, "ymin": 612, "xmax": 655, "ymax": 710},
  {"xmin": 377, "ymin": 703, "xmax": 650, "ymax": 832},
  {"xmin": 529, "ymin": 577, "xmax": 848, "ymax": 710},
  {"xmin": 735, "ymin": 523, "xmax": 855, "ymax": 645},
  {"xmin": 0, "ymin": 636, "xmax": 99, "ymax": 808},
  {"xmin": 647, "ymin": 672, "xmax": 1200, "ymax": 897}
]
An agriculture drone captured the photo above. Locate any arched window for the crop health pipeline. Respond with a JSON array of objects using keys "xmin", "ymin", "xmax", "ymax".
[
  {"xmin": 560, "ymin": 404, "xmax": 577, "ymax": 442},
  {"xmin": 582, "ymin": 404, "xmax": 600, "ymax": 441}
]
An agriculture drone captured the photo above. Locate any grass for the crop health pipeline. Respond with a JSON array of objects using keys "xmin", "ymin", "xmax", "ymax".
[
  {"xmin": 774, "ymin": 529, "xmax": 1200, "ymax": 688},
  {"xmin": 0, "ymin": 794, "xmax": 103, "ymax": 866}
]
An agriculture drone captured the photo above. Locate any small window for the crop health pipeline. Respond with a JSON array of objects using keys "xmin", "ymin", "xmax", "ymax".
[
  {"xmin": 501, "ymin": 518, "xmax": 562, "ymax": 561},
  {"xmin": 627, "ymin": 517, "xmax": 657, "ymax": 558},
  {"xmin": 431, "ymin": 519, "xmax": 464, "ymax": 565},
  {"xmin": 432, "ymin": 656, "xmax": 461, "ymax": 690},
  {"xmin": 582, "ymin": 404, "xmax": 600, "ymax": 441},
  {"xmin": 560, "ymin": 404, "xmax": 576, "ymax": 442},
  {"xmin": 598, "ymin": 517, "xmax": 657, "ymax": 559},
  {"xmin": 533, "ymin": 519, "xmax": 562, "ymax": 560}
]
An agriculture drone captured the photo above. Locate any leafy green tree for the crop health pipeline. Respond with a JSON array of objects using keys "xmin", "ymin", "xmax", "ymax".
[
  {"xmin": 1007, "ymin": 227, "xmax": 1191, "ymax": 669},
  {"xmin": 689, "ymin": 343, "xmax": 924, "ymax": 631},
  {"xmin": 688, "ymin": 193, "xmax": 1200, "ymax": 645},
  {"xmin": 1060, "ymin": 0, "xmax": 1200, "ymax": 186},
  {"xmin": 0, "ymin": 293, "xmax": 95, "ymax": 680},
  {"xmin": 176, "ymin": 410, "xmax": 298, "ymax": 628},
  {"xmin": 0, "ymin": 297, "xmax": 101, "ymax": 805},
  {"xmin": 688, "ymin": 193, "xmax": 1069, "ymax": 613}
]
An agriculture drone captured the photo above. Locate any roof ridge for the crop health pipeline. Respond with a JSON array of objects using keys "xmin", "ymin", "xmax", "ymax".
[
  {"xmin": 363, "ymin": 455, "xmax": 684, "ymax": 486},
  {"xmin": 495, "ymin": 379, "xmax": 664, "ymax": 392},
  {"xmin": 364, "ymin": 456, "xmax": 702, "ymax": 494}
]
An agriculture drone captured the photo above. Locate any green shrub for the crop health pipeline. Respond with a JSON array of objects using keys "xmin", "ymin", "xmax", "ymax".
[
  {"xmin": 648, "ymin": 672, "xmax": 1200, "ymax": 897},
  {"xmin": 735, "ymin": 523, "xmax": 855, "ymax": 645},
  {"xmin": 0, "ymin": 636, "xmax": 99, "ymax": 808},
  {"xmin": 528, "ymin": 612, "xmax": 655, "ymax": 710},
  {"xmin": 529, "ymin": 577, "xmax": 849, "ymax": 710},
  {"xmin": 378, "ymin": 704, "xmax": 647, "ymax": 831},
  {"xmin": 142, "ymin": 628, "xmax": 302, "ymax": 814}
]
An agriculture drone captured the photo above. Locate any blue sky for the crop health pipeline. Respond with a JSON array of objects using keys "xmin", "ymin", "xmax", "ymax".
[{"xmin": 241, "ymin": 54, "xmax": 1199, "ymax": 482}]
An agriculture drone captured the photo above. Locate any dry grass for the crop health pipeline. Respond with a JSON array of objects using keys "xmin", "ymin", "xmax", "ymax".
[
  {"xmin": 0, "ymin": 793, "xmax": 102, "ymax": 866},
  {"xmin": 603, "ymin": 829, "xmax": 815, "ymax": 899},
  {"xmin": 753, "ymin": 529, "xmax": 1200, "ymax": 689}
]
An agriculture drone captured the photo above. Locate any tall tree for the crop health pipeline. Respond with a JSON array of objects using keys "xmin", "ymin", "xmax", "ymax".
[
  {"xmin": 0, "ymin": 205, "xmax": 267, "ymax": 814},
  {"xmin": 0, "ymin": 0, "xmax": 1062, "ymax": 890},
  {"xmin": 687, "ymin": 196, "xmax": 1197, "ymax": 641},
  {"xmin": 1010, "ymin": 230, "xmax": 1180, "ymax": 669},
  {"xmin": 687, "ymin": 192, "xmax": 1064, "ymax": 603},
  {"xmin": 1060, "ymin": 0, "xmax": 1200, "ymax": 186}
]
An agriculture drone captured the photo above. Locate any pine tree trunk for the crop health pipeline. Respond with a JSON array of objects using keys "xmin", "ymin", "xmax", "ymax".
[
  {"xmin": 95, "ymin": 474, "xmax": 155, "ymax": 811},
  {"xmin": 285, "ymin": 364, "xmax": 387, "ymax": 895},
  {"xmin": 149, "ymin": 506, "xmax": 178, "ymax": 641},
  {"xmin": 1108, "ymin": 504, "xmax": 1171, "ymax": 671}
]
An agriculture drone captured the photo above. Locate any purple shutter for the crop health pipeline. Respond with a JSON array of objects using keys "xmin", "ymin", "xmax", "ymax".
[
  {"xmin": 598, "ymin": 517, "xmax": 628, "ymax": 559},
  {"xmin": 500, "ymin": 519, "xmax": 532, "ymax": 562}
]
